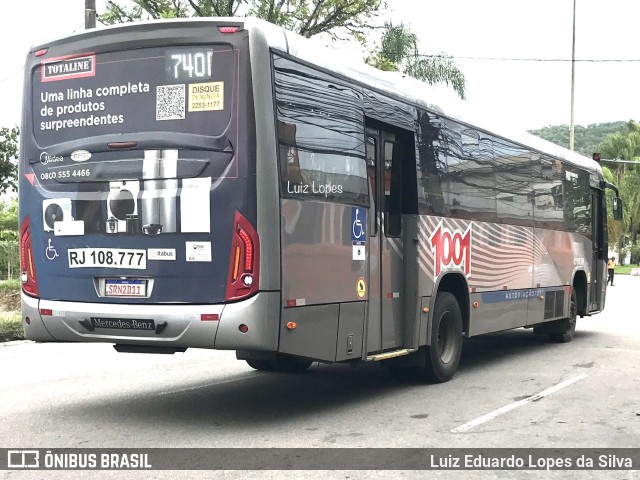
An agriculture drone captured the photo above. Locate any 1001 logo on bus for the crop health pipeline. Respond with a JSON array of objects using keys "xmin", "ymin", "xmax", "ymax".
[{"xmin": 429, "ymin": 222, "xmax": 472, "ymax": 278}]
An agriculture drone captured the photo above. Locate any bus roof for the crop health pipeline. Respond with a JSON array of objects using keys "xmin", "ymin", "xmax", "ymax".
[{"xmin": 30, "ymin": 16, "xmax": 603, "ymax": 177}]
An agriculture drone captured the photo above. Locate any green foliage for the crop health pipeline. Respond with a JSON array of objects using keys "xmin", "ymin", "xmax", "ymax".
[
  {"xmin": 599, "ymin": 121, "xmax": 640, "ymax": 258},
  {"xmin": 100, "ymin": 0, "xmax": 384, "ymax": 43},
  {"xmin": 613, "ymin": 263, "xmax": 639, "ymax": 274},
  {"xmin": 529, "ymin": 121, "xmax": 627, "ymax": 158},
  {"xmin": 0, "ymin": 199, "xmax": 19, "ymax": 281},
  {"xmin": 365, "ymin": 23, "xmax": 465, "ymax": 99},
  {"xmin": 0, "ymin": 278, "xmax": 19, "ymax": 291},
  {"xmin": 0, "ymin": 241, "xmax": 19, "ymax": 281},
  {"xmin": 100, "ymin": 3, "xmax": 465, "ymax": 97},
  {"xmin": 629, "ymin": 243, "xmax": 640, "ymax": 265},
  {"xmin": 0, "ymin": 198, "xmax": 18, "ymax": 237},
  {"xmin": 599, "ymin": 120, "xmax": 640, "ymax": 161},
  {"xmin": 0, "ymin": 126, "xmax": 19, "ymax": 195},
  {"xmin": 0, "ymin": 313, "xmax": 23, "ymax": 342}
]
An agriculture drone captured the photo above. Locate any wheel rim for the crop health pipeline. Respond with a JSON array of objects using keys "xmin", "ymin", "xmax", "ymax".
[
  {"xmin": 437, "ymin": 311, "xmax": 456, "ymax": 364},
  {"xmin": 569, "ymin": 294, "xmax": 577, "ymax": 331}
]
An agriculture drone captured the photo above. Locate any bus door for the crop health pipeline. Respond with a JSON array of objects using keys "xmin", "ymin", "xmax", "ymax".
[
  {"xmin": 589, "ymin": 188, "xmax": 606, "ymax": 311},
  {"xmin": 365, "ymin": 127, "xmax": 405, "ymax": 352}
]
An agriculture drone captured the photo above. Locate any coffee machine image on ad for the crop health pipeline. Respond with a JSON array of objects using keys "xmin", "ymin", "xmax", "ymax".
[{"xmin": 141, "ymin": 149, "xmax": 178, "ymax": 235}]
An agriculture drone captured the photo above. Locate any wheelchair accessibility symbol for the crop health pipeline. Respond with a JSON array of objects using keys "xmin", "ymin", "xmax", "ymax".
[
  {"xmin": 351, "ymin": 207, "xmax": 366, "ymax": 242},
  {"xmin": 45, "ymin": 239, "xmax": 59, "ymax": 260}
]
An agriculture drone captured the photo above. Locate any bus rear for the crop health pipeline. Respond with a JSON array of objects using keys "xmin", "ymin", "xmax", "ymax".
[{"xmin": 19, "ymin": 20, "xmax": 270, "ymax": 351}]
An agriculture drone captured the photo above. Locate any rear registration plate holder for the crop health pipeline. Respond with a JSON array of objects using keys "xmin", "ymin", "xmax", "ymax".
[{"xmin": 105, "ymin": 278, "xmax": 147, "ymax": 297}]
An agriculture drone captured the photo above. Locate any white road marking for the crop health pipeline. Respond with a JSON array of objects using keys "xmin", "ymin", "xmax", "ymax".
[
  {"xmin": 451, "ymin": 373, "xmax": 588, "ymax": 433},
  {"xmin": 156, "ymin": 374, "xmax": 256, "ymax": 396}
]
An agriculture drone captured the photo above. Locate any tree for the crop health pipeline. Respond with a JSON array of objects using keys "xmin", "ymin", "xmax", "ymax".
[
  {"xmin": 599, "ymin": 121, "xmax": 640, "ymax": 259},
  {"xmin": 100, "ymin": 0, "xmax": 384, "ymax": 42},
  {"xmin": 365, "ymin": 22, "xmax": 465, "ymax": 99},
  {"xmin": 0, "ymin": 198, "xmax": 18, "ymax": 280},
  {"xmin": 100, "ymin": 2, "xmax": 466, "ymax": 98},
  {"xmin": 0, "ymin": 126, "xmax": 19, "ymax": 195},
  {"xmin": 529, "ymin": 121, "xmax": 627, "ymax": 157}
]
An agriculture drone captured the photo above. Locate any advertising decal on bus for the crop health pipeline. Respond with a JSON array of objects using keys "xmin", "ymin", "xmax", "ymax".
[
  {"xmin": 41, "ymin": 53, "xmax": 96, "ymax": 82},
  {"xmin": 429, "ymin": 221, "xmax": 473, "ymax": 279}
]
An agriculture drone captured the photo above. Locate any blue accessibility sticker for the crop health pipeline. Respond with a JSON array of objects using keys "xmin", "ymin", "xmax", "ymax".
[{"xmin": 351, "ymin": 207, "xmax": 366, "ymax": 243}]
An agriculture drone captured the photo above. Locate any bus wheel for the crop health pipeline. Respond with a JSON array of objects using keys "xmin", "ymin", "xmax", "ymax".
[
  {"xmin": 246, "ymin": 355, "xmax": 312, "ymax": 373},
  {"xmin": 245, "ymin": 359, "xmax": 276, "ymax": 371},
  {"xmin": 423, "ymin": 292, "xmax": 463, "ymax": 382},
  {"xmin": 549, "ymin": 289, "xmax": 577, "ymax": 343},
  {"xmin": 273, "ymin": 355, "xmax": 313, "ymax": 373}
]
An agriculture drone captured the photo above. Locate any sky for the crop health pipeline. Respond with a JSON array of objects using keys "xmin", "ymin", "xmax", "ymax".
[{"xmin": 0, "ymin": 0, "xmax": 638, "ymax": 132}]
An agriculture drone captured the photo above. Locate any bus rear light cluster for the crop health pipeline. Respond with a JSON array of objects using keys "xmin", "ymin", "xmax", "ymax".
[
  {"xmin": 225, "ymin": 210, "xmax": 259, "ymax": 302},
  {"xmin": 218, "ymin": 26, "xmax": 240, "ymax": 34},
  {"xmin": 19, "ymin": 217, "xmax": 39, "ymax": 297}
]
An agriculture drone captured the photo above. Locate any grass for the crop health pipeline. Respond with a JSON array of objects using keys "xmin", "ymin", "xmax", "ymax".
[
  {"xmin": 0, "ymin": 279, "xmax": 23, "ymax": 341},
  {"xmin": 615, "ymin": 264, "xmax": 640, "ymax": 275},
  {"xmin": 0, "ymin": 311, "xmax": 23, "ymax": 342},
  {"xmin": 0, "ymin": 278, "xmax": 20, "ymax": 291}
]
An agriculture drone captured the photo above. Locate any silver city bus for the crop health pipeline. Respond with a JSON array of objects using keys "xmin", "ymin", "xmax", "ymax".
[{"xmin": 19, "ymin": 18, "xmax": 622, "ymax": 381}]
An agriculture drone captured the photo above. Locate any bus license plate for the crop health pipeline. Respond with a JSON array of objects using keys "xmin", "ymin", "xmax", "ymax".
[
  {"xmin": 105, "ymin": 279, "xmax": 146, "ymax": 297},
  {"xmin": 68, "ymin": 248, "xmax": 146, "ymax": 269}
]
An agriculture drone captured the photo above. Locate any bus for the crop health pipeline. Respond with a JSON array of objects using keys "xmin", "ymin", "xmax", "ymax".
[{"xmin": 19, "ymin": 17, "xmax": 622, "ymax": 382}]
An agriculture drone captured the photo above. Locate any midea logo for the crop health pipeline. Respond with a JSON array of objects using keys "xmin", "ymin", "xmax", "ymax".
[{"xmin": 40, "ymin": 152, "xmax": 64, "ymax": 165}]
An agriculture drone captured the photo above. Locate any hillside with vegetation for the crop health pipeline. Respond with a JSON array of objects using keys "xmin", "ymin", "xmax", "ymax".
[{"xmin": 529, "ymin": 121, "xmax": 627, "ymax": 157}]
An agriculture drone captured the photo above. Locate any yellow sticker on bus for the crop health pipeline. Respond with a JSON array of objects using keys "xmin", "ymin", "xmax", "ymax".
[
  {"xmin": 356, "ymin": 277, "xmax": 366, "ymax": 299},
  {"xmin": 188, "ymin": 82, "xmax": 224, "ymax": 111}
]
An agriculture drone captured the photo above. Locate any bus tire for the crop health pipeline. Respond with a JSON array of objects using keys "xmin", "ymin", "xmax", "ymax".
[
  {"xmin": 422, "ymin": 292, "xmax": 463, "ymax": 382},
  {"xmin": 246, "ymin": 355, "xmax": 312, "ymax": 373},
  {"xmin": 246, "ymin": 359, "xmax": 276, "ymax": 371},
  {"xmin": 273, "ymin": 355, "xmax": 313, "ymax": 373},
  {"xmin": 549, "ymin": 289, "xmax": 578, "ymax": 343}
]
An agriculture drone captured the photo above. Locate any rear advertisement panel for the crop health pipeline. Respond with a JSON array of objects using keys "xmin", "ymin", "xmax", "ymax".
[
  {"xmin": 33, "ymin": 46, "xmax": 234, "ymax": 145},
  {"xmin": 21, "ymin": 37, "xmax": 255, "ymax": 305}
]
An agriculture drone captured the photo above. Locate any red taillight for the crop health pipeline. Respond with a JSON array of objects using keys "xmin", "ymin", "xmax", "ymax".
[
  {"xmin": 218, "ymin": 26, "xmax": 240, "ymax": 34},
  {"xmin": 19, "ymin": 217, "xmax": 39, "ymax": 297},
  {"xmin": 225, "ymin": 210, "xmax": 260, "ymax": 302},
  {"xmin": 34, "ymin": 48, "xmax": 48, "ymax": 57},
  {"xmin": 237, "ymin": 228, "xmax": 253, "ymax": 271}
]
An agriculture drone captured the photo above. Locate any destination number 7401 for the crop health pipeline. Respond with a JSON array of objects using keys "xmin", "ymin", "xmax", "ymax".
[{"xmin": 68, "ymin": 248, "xmax": 147, "ymax": 269}]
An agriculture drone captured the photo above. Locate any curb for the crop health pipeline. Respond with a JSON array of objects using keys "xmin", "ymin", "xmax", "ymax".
[{"xmin": 0, "ymin": 339, "xmax": 33, "ymax": 347}]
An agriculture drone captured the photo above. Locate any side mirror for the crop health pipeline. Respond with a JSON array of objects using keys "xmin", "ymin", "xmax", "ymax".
[{"xmin": 613, "ymin": 197, "xmax": 623, "ymax": 221}]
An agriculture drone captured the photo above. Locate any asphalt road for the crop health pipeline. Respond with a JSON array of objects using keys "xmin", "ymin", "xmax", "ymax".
[{"xmin": 1, "ymin": 275, "xmax": 639, "ymax": 479}]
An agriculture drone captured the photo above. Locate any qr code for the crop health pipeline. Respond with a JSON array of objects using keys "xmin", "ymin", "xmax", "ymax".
[{"xmin": 156, "ymin": 84, "xmax": 185, "ymax": 121}]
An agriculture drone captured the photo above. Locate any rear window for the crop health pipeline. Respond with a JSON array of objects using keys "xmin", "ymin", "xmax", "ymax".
[{"xmin": 32, "ymin": 45, "xmax": 236, "ymax": 146}]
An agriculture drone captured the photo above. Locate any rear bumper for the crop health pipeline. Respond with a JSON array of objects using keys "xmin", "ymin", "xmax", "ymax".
[{"xmin": 22, "ymin": 291, "xmax": 280, "ymax": 351}]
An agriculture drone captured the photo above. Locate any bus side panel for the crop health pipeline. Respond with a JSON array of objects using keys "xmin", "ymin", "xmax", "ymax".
[
  {"xmin": 281, "ymin": 199, "xmax": 367, "ymax": 305},
  {"xmin": 533, "ymin": 228, "xmax": 575, "ymax": 291},
  {"xmin": 416, "ymin": 215, "xmax": 590, "ymax": 337},
  {"xmin": 279, "ymin": 304, "xmax": 339, "ymax": 362}
]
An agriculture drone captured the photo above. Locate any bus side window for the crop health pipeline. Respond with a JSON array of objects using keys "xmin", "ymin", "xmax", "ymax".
[
  {"xmin": 366, "ymin": 135, "xmax": 377, "ymax": 235},
  {"xmin": 416, "ymin": 112, "xmax": 448, "ymax": 216},
  {"xmin": 384, "ymin": 140, "xmax": 402, "ymax": 237}
]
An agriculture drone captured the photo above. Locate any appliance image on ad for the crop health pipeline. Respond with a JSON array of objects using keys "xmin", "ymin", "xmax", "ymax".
[
  {"xmin": 107, "ymin": 181, "xmax": 140, "ymax": 234},
  {"xmin": 141, "ymin": 149, "xmax": 178, "ymax": 235},
  {"xmin": 42, "ymin": 198, "xmax": 72, "ymax": 232}
]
